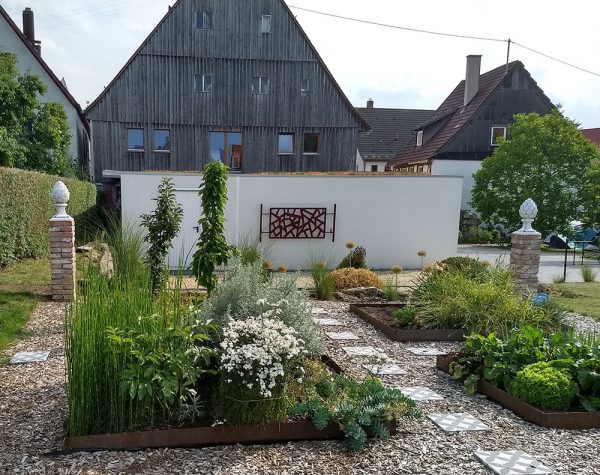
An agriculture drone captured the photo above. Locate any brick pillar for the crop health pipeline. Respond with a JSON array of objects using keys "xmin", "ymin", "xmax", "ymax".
[
  {"xmin": 510, "ymin": 198, "xmax": 541, "ymax": 294},
  {"xmin": 49, "ymin": 181, "xmax": 75, "ymax": 302}
]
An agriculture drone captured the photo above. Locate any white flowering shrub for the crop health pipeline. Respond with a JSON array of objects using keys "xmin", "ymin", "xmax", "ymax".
[{"xmin": 220, "ymin": 312, "xmax": 306, "ymax": 398}]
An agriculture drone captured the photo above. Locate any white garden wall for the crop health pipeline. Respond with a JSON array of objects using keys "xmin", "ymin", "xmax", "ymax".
[
  {"xmin": 430, "ymin": 160, "xmax": 483, "ymax": 211},
  {"xmin": 120, "ymin": 173, "xmax": 462, "ymax": 270}
]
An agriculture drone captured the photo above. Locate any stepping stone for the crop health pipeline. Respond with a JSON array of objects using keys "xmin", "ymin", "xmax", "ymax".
[
  {"xmin": 342, "ymin": 346, "xmax": 387, "ymax": 358},
  {"xmin": 311, "ymin": 307, "xmax": 328, "ymax": 315},
  {"xmin": 406, "ymin": 347, "xmax": 446, "ymax": 356},
  {"xmin": 312, "ymin": 318, "xmax": 343, "ymax": 326},
  {"xmin": 363, "ymin": 363, "xmax": 407, "ymax": 375},
  {"xmin": 474, "ymin": 450, "xmax": 552, "ymax": 475},
  {"xmin": 398, "ymin": 386, "xmax": 444, "ymax": 401},
  {"xmin": 326, "ymin": 331, "xmax": 359, "ymax": 340},
  {"xmin": 10, "ymin": 351, "xmax": 50, "ymax": 364},
  {"xmin": 427, "ymin": 412, "xmax": 490, "ymax": 432}
]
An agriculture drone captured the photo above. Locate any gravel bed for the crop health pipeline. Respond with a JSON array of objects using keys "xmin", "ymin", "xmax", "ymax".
[
  {"xmin": 0, "ymin": 301, "xmax": 599, "ymax": 474},
  {"xmin": 563, "ymin": 312, "xmax": 600, "ymax": 335}
]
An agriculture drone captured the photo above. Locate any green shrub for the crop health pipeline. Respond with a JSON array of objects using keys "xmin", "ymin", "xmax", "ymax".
[
  {"xmin": 438, "ymin": 256, "xmax": 489, "ymax": 279},
  {"xmin": 510, "ymin": 361, "xmax": 577, "ymax": 410},
  {"xmin": 337, "ymin": 246, "xmax": 367, "ymax": 269},
  {"xmin": 393, "ymin": 305, "xmax": 418, "ymax": 328},
  {"xmin": 310, "ymin": 259, "xmax": 335, "ymax": 301},
  {"xmin": 381, "ymin": 279, "xmax": 400, "ymax": 301},
  {"xmin": 459, "ymin": 226, "xmax": 495, "ymax": 244},
  {"xmin": 0, "ymin": 167, "xmax": 97, "ymax": 266}
]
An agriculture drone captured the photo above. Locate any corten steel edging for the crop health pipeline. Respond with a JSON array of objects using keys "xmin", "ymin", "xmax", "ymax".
[
  {"xmin": 349, "ymin": 304, "xmax": 465, "ymax": 342},
  {"xmin": 436, "ymin": 355, "xmax": 600, "ymax": 430},
  {"xmin": 65, "ymin": 419, "xmax": 398, "ymax": 452}
]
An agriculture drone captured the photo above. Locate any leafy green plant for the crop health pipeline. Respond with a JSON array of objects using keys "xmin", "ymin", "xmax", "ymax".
[
  {"xmin": 393, "ymin": 305, "xmax": 418, "ymax": 328},
  {"xmin": 510, "ymin": 361, "xmax": 577, "ymax": 411},
  {"xmin": 438, "ymin": 256, "xmax": 489, "ymax": 279},
  {"xmin": 191, "ymin": 161, "xmax": 237, "ymax": 294},
  {"xmin": 337, "ymin": 246, "xmax": 367, "ymax": 269},
  {"xmin": 141, "ymin": 178, "xmax": 183, "ymax": 293},
  {"xmin": 580, "ymin": 264, "xmax": 597, "ymax": 283},
  {"xmin": 381, "ymin": 279, "xmax": 400, "ymax": 301},
  {"xmin": 290, "ymin": 371, "xmax": 419, "ymax": 452}
]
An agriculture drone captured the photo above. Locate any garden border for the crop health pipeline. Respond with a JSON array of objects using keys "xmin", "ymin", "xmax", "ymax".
[
  {"xmin": 349, "ymin": 304, "xmax": 465, "ymax": 342},
  {"xmin": 436, "ymin": 355, "xmax": 600, "ymax": 430}
]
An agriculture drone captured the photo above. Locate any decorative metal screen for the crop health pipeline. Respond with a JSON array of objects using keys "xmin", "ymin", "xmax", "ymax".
[{"xmin": 260, "ymin": 205, "xmax": 336, "ymax": 241}]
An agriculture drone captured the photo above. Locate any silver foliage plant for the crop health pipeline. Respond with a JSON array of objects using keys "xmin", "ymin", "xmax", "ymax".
[{"xmin": 201, "ymin": 262, "xmax": 324, "ymax": 355}]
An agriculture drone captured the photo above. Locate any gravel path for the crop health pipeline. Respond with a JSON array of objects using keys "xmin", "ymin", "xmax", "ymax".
[{"xmin": 1, "ymin": 301, "xmax": 599, "ymax": 474}]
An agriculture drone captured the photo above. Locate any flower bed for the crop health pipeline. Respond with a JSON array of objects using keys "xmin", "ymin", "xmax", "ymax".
[{"xmin": 349, "ymin": 304, "xmax": 465, "ymax": 342}]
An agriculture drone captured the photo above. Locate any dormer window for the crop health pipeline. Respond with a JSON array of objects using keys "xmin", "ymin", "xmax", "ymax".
[
  {"xmin": 491, "ymin": 126, "xmax": 507, "ymax": 146},
  {"xmin": 416, "ymin": 130, "xmax": 423, "ymax": 147},
  {"xmin": 261, "ymin": 14, "xmax": 272, "ymax": 33}
]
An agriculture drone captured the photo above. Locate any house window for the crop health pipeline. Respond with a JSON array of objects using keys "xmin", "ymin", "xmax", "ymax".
[
  {"xmin": 303, "ymin": 132, "xmax": 319, "ymax": 155},
  {"xmin": 154, "ymin": 129, "xmax": 171, "ymax": 152},
  {"xmin": 417, "ymin": 165, "xmax": 424, "ymax": 173},
  {"xmin": 371, "ymin": 165, "xmax": 378, "ymax": 172},
  {"xmin": 127, "ymin": 128, "xmax": 144, "ymax": 151},
  {"xmin": 195, "ymin": 74, "xmax": 212, "ymax": 93},
  {"xmin": 491, "ymin": 126, "xmax": 507, "ymax": 146},
  {"xmin": 416, "ymin": 130, "xmax": 423, "ymax": 147},
  {"xmin": 261, "ymin": 14, "xmax": 272, "ymax": 33},
  {"xmin": 196, "ymin": 12, "xmax": 213, "ymax": 29},
  {"xmin": 252, "ymin": 76, "xmax": 270, "ymax": 95},
  {"xmin": 300, "ymin": 79, "xmax": 310, "ymax": 95},
  {"xmin": 210, "ymin": 131, "xmax": 243, "ymax": 170},
  {"xmin": 278, "ymin": 133, "xmax": 294, "ymax": 155}
]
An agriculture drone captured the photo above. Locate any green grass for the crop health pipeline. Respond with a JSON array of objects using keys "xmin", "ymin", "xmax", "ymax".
[
  {"xmin": 0, "ymin": 291, "xmax": 39, "ymax": 360},
  {"xmin": 552, "ymin": 283, "xmax": 600, "ymax": 320}
]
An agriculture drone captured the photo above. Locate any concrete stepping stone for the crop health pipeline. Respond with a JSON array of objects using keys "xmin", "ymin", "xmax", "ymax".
[
  {"xmin": 326, "ymin": 331, "xmax": 359, "ymax": 341},
  {"xmin": 398, "ymin": 386, "xmax": 444, "ymax": 401},
  {"xmin": 10, "ymin": 351, "xmax": 50, "ymax": 364},
  {"xmin": 474, "ymin": 450, "xmax": 552, "ymax": 475},
  {"xmin": 427, "ymin": 412, "xmax": 490, "ymax": 432},
  {"xmin": 342, "ymin": 346, "xmax": 387, "ymax": 358},
  {"xmin": 406, "ymin": 347, "xmax": 446, "ymax": 356},
  {"xmin": 311, "ymin": 307, "xmax": 328, "ymax": 315},
  {"xmin": 312, "ymin": 318, "xmax": 343, "ymax": 326},
  {"xmin": 363, "ymin": 363, "xmax": 407, "ymax": 375}
]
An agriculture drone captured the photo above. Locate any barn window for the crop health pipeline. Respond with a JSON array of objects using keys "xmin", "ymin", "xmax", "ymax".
[
  {"xmin": 416, "ymin": 130, "xmax": 423, "ymax": 147},
  {"xmin": 303, "ymin": 132, "xmax": 319, "ymax": 155},
  {"xmin": 278, "ymin": 133, "xmax": 294, "ymax": 155},
  {"xmin": 300, "ymin": 79, "xmax": 310, "ymax": 95},
  {"xmin": 371, "ymin": 164, "xmax": 378, "ymax": 172},
  {"xmin": 154, "ymin": 129, "xmax": 171, "ymax": 152},
  {"xmin": 210, "ymin": 131, "xmax": 243, "ymax": 170},
  {"xmin": 127, "ymin": 128, "xmax": 144, "ymax": 151},
  {"xmin": 261, "ymin": 14, "xmax": 272, "ymax": 33},
  {"xmin": 196, "ymin": 12, "xmax": 213, "ymax": 29},
  {"xmin": 491, "ymin": 126, "xmax": 507, "ymax": 146},
  {"xmin": 252, "ymin": 76, "xmax": 270, "ymax": 95},
  {"xmin": 195, "ymin": 74, "xmax": 212, "ymax": 93}
]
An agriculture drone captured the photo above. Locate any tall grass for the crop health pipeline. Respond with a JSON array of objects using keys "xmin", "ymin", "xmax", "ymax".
[
  {"xmin": 65, "ymin": 224, "xmax": 185, "ymax": 436},
  {"xmin": 580, "ymin": 264, "xmax": 598, "ymax": 283},
  {"xmin": 307, "ymin": 253, "xmax": 334, "ymax": 301}
]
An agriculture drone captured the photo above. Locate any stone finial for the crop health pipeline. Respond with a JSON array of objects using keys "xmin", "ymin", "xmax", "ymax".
[
  {"xmin": 51, "ymin": 181, "xmax": 70, "ymax": 218},
  {"xmin": 517, "ymin": 198, "xmax": 538, "ymax": 233}
]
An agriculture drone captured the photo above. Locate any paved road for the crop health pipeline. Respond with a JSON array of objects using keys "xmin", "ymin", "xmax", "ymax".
[{"xmin": 457, "ymin": 245, "xmax": 600, "ymax": 283}]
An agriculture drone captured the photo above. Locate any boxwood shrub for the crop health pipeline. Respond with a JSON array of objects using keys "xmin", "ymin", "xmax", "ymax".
[{"xmin": 0, "ymin": 167, "xmax": 97, "ymax": 266}]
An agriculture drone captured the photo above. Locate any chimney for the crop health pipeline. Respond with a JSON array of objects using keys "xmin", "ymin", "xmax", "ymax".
[
  {"xmin": 366, "ymin": 98, "xmax": 374, "ymax": 109},
  {"xmin": 22, "ymin": 8, "xmax": 41, "ymax": 55},
  {"xmin": 463, "ymin": 55, "xmax": 482, "ymax": 106}
]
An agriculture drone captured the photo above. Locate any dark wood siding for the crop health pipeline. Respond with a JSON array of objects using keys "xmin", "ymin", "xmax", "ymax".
[{"xmin": 87, "ymin": 0, "xmax": 363, "ymax": 180}]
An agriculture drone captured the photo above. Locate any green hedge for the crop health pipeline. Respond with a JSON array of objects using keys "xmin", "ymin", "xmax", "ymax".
[{"xmin": 0, "ymin": 167, "xmax": 97, "ymax": 266}]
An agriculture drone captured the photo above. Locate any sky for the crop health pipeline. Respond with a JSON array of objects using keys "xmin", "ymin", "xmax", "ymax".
[{"xmin": 2, "ymin": 0, "xmax": 599, "ymax": 128}]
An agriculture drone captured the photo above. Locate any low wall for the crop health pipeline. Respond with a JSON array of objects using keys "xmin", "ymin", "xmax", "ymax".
[{"xmin": 120, "ymin": 172, "xmax": 462, "ymax": 270}]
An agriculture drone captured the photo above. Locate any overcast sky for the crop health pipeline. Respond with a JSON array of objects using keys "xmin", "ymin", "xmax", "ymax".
[{"xmin": 2, "ymin": 0, "xmax": 599, "ymax": 127}]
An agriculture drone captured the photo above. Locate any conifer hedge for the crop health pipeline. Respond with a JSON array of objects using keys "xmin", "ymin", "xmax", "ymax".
[{"xmin": 0, "ymin": 167, "xmax": 97, "ymax": 266}]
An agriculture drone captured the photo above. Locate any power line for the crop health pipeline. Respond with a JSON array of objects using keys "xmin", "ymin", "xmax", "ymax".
[
  {"xmin": 512, "ymin": 41, "xmax": 600, "ymax": 78},
  {"xmin": 288, "ymin": 5, "xmax": 507, "ymax": 43}
]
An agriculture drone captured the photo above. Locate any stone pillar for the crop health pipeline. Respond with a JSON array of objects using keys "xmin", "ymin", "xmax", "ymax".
[
  {"xmin": 510, "ymin": 198, "xmax": 542, "ymax": 294},
  {"xmin": 49, "ymin": 181, "xmax": 75, "ymax": 302}
]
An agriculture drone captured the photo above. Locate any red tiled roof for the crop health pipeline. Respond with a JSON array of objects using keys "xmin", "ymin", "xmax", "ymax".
[
  {"xmin": 390, "ymin": 61, "xmax": 552, "ymax": 166},
  {"xmin": 582, "ymin": 128, "xmax": 600, "ymax": 148}
]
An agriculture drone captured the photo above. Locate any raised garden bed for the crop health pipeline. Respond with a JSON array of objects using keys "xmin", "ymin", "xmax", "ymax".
[
  {"xmin": 436, "ymin": 355, "xmax": 600, "ymax": 430},
  {"xmin": 65, "ymin": 419, "xmax": 398, "ymax": 451},
  {"xmin": 349, "ymin": 304, "xmax": 465, "ymax": 342}
]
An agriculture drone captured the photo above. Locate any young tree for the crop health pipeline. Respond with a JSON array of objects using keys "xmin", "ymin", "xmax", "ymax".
[
  {"xmin": 0, "ymin": 52, "xmax": 75, "ymax": 176},
  {"xmin": 141, "ymin": 178, "xmax": 184, "ymax": 293},
  {"xmin": 584, "ymin": 157, "xmax": 600, "ymax": 228},
  {"xmin": 191, "ymin": 161, "xmax": 237, "ymax": 294},
  {"xmin": 472, "ymin": 109, "xmax": 600, "ymax": 237}
]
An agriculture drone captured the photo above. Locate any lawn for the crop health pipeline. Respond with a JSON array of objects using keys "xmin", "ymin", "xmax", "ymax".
[
  {"xmin": 0, "ymin": 258, "xmax": 51, "ymax": 361},
  {"xmin": 552, "ymin": 282, "xmax": 600, "ymax": 320}
]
